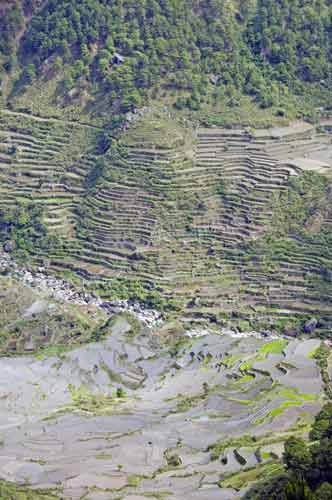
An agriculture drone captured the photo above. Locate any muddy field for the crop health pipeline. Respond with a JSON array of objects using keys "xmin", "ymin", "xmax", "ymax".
[{"xmin": 0, "ymin": 312, "xmax": 324, "ymax": 499}]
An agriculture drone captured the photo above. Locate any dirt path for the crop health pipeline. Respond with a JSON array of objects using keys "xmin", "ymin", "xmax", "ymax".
[{"xmin": 0, "ymin": 107, "xmax": 103, "ymax": 131}]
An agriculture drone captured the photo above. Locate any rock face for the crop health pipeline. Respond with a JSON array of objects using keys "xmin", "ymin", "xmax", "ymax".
[
  {"xmin": 304, "ymin": 318, "xmax": 318, "ymax": 334},
  {"xmin": 0, "ymin": 250, "xmax": 163, "ymax": 329},
  {"xmin": 3, "ymin": 240, "xmax": 16, "ymax": 253}
]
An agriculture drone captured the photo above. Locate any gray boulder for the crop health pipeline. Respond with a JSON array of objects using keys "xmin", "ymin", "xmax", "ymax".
[
  {"xmin": 303, "ymin": 318, "xmax": 318, "ymax": 334},
  {"xmin": 3, "ymin": 240, "xmax": 16, "ymax": 253}
]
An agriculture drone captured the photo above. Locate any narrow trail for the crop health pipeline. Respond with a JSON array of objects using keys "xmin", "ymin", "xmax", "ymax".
[{"xmin": 0, "ymin": 108, "xmax": 103, "ymax": 132}]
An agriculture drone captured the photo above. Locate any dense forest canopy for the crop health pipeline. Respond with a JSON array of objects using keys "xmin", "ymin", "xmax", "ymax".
[{"xmin": 1, "ymin": 0, "xmax": 332, "ymax": 114}]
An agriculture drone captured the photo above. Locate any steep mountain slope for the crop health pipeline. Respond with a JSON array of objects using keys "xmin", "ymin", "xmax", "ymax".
[
  {"xmin": 1, "ymin": 3, "xmax": 332, "ymax": 499},
  {"xmin": 1, "ymin": 0, "xmax": 332, "ymax": 332},
  {"xmin": 1, "ymin": 106, "xmax": 332, "ymax": 335},
  {"xmin": 1, "ymin": 0, "xmax": 332, "ymax": 122}
]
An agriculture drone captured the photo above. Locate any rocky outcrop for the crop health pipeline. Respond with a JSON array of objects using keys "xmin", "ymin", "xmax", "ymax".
[{"xmin": 0, "ymin": 251, "xmax": 163, "ymax": 328}]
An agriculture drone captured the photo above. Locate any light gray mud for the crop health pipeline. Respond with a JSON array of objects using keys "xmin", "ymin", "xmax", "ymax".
[{"xmin": 0, "ymin": 317, "xmax": 324, "ymax": 499}]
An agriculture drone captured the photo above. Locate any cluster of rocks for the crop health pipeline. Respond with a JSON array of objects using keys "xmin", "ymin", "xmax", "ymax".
[
  {"xmin": 185, "ymin": 327, "xmax": 283, "ymax": 340},
  {"xmin": 100, "ymin": 300, "xmax": 162, "ymax": 328},
  {"xmin": 0, "ymin": 251, "xmax": 163, "ymax": 328},
  {"xmin": 221, "ymin": 328, "xmax": 282, "ymax": 340},
  {"xmin": 121, "ymin": 106, "xmax": 151, "ymax": 131}
]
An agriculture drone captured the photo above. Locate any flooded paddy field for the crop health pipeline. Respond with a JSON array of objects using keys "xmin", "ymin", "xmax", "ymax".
[{"xmin": 0, "ymin": 314, "xmax": 324, "ymax": 499}]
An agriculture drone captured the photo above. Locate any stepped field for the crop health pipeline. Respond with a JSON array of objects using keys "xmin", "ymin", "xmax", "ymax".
[
  {"xmin": 1, "ymin": 108, "xmax": 332, "ymax": 331},
  {"xmin": 0, "ymin": 282, "xmax": 326, "ymax": 499},
  {"xmin": 2, "ymin": 2, "xmax": 332, "ymax": 498}
]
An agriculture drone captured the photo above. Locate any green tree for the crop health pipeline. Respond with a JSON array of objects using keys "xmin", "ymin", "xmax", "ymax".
[
  {"xmin": 22, "ymin": 63, "xmax": 36, "ymax": 84},
  {"xmin": 285, "ymin": 477, "xmax": 315, "ymax": 500},
  {"xmin": 316, "ymin": 482, "xmax": 332, "ymax": 500},
  {"xmin": 310, "ymin": 403, "xmax": 332, "ymax": 441},
  {"xmin": 283, "ymin": 437, "xmax": 312, "ymax": 477}
]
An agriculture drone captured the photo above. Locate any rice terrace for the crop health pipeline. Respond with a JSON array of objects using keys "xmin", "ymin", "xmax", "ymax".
[{"xmin": 0, "ymin": 1, "xmax": 332, "ymax": 499}]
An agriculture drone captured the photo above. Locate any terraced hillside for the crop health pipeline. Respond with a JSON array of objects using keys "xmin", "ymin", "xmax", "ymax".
[
  {"xmin": 0, "ymin": 301, "xmax": 326, "ymax": 499},
  {"xmin": 1, "ymin": 109, "xmax": 332, "ymax": 330},
  {"xmin": 0, "ymin": 109, "xmax": 99, "ymax": 240}
]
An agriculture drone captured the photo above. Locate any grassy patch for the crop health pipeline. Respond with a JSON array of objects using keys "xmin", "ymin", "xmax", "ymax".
[
  {"xmin": 207, "ymin": 435, "xmax": 257, "ymax": 461},
  {"xmin": 239, "ymin": 359, "xmax": 256, "ymax": 372},
  {"xmin": 0, "ymin": 481, "xmax": 59, "ymax": 499},
  {"xmin": 34, "ymin": 343, "xmax": 71, "ymax": 360},
  {"xmin": 239, "ymin": 341, "xmax": 288, "ymax": 373},
  {"xmin": 237, "ymin": 374, "xmax": 255, "ymax": 384},
  {"xmin": 45, "ymin": 384, "xmax": 129, "ymax": 419},
  {"xmin": 314, "ymin": 342, "xmax": 332, "ymax": 398},
  {"xmin": 173, "ymin": 393, "xmax": 205, "ymax": 413},
  {"xmin": 218, "ymin": 462, "xmax": 284, "ymax": 490},
  {"xmin": 269, "ymin": 401, "xmax": 303, "ymax": 418},
  {"xmin": 277, "ymin": 388, "xmax": 316, "ymax": 402},
  {"xmin": 127, "ymin": 474, "xmax": 143, "ymax": 487},
  {"xmin": 95, "ymin": 453, "xmax": 113, "ymax": 460},
  {"xmin": 259, "ymin": 340, "xmax": 288, "ymax": 357},
  {"xmin": 68, "ymin": 384, "xmax": 128, "ymax": 414},
  {"xmin": 222, "ymin": 354, "xmax": 242, "ymax": 368},
  {"xmin": 308, "ymin": 346, "xmax": 320, "ymax": 359},
  {"xmin": 121, "ymin": 113, "xmax": 187, "ymax": 150},
  {"xmin": 225, "ymin": 397, "xmax": 252, "ymax": 405},
  {"xmin": 255, "ymin": 387, "xmax": 317, "ymax": 424}
]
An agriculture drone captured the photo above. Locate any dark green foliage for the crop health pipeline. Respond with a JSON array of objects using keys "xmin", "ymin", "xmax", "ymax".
[
  {"xmin": 245, "ymin": 403, "xmax": 332, "ymax": 500},
  {"xmin": 92, "ymin": 278, "xmax": 180, "ymax": 313},
  {"xmin": 310, "ymin": 403, "xmax": 332, "ymax": 441},
  {"xmin": 0, "ymin": 202, "xmax": 58, "ymax": 257},
  {"xmin": 0, "ymin": 5, "xmax": 23, "ymax": 57},
  {"xmin": 314, "ymin": 346, "xmax": 332, "ymax": 399},
  {"xmin": 116, "ymin": 387, "xmax": 126, "ymax": 398},
  {"xmin": 85, "ymin": 157, "xmax": 106, "ymax": 189},
  {"xmin": 96, "ymin": 131, "xmax": 112, "ymax": 155},
  {"xmin": 2, "ymin": 1, "xmax": 332, "ymax": 114},
  {"xmin": 20, "ymin": 0, "xmax": 249, "ymax": 111},
  {"xmin": 311, "ymin": 438, "xmax": 332, "ymax": 487},
  {"xmin": 284, "ymin": 476, "xmax": 316, "ymax": 500},
  {"xmin": 247, "ymin": 0, "xmax": 332, "ymax": 85},
  {"xmin": 242, "ymin": 473, "xmax": 289, "ymax": 500},
  {"xmin": 283, "ymin": 437, "xmax": 312, "ymax": 476},
  {"xmin": 316, "ymin": 483, "xmax": 332, "ymax": 500},
  {"xmin": 21, "ymin": 62, "xmax": 36, "ymax": 84},
  {"xmin": 15, "ymin": 0, "xmax": 332, "ymax": 114}
]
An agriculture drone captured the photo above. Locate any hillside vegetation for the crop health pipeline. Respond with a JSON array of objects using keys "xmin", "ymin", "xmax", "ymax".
[
  {"xmin": 1, "ymin": 0, "xmax": 332, "ymax": 121},
  {"xmin": 0, "ymin": 1, "xmax": 332, "ymax": 334},
  {"xmin": 1, "ymin": 107, "xmax": 332, "ymax": 336},
  {"xmin": 245, "ymin": 403, "xmax": 332, "ymax": 500},
  {"xmin": 1, "ymin": 3, "xmax": 332, "ymax": 500}
]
